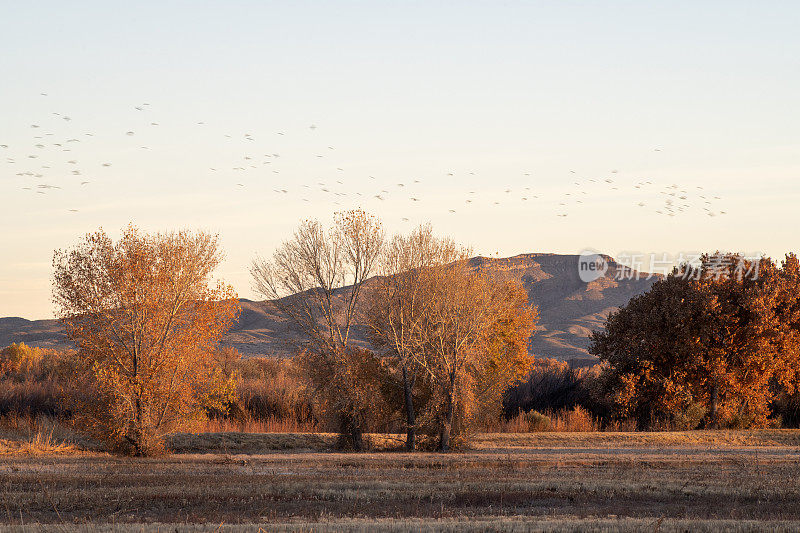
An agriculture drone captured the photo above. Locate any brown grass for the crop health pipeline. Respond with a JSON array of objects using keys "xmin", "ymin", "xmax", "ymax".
[
  {"xmin": 1, "ymin": 518, "xmax": 799, "ymax": 532},
  {"xmin": 494, "ymin": 406, "xmax": 639, "ymax": 433},
  {"xmin": 472, "ymin": 429, "xmax": 800, "ymax": 448},
  {"xmin": 3, "ymin": 432, "xmax": 800, "ymax": 530},
  {"xmin": 0, "ymin": 414, "xmax": 88, "ymax": 456},
  {"xmin": 196, "ymin": 414, "xmax": 318, "ymax": 434},
  {"xmin": 6, "ymin": 419, "xmax": 800, "ymax": 456},
  {"xmin": 164, "ymin": 429, "xmax": 800, "ymax": 454},
  {"xmin": 167, "ymin": 431, "xmax": 406, "ymax": 454}
]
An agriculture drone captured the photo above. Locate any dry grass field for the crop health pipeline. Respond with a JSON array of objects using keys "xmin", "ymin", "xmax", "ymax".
[{"xmin": 3, "ymin": 430, "xmax": 800, "ymax": 531}]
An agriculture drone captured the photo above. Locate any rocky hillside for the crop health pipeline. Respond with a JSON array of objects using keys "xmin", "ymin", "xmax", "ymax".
[
  {"xmin": 468, "ymin": 253, "xmax": 657, "ymax": 365},
  {"xmin": 0, "ymin": 253, "xmax": 657, "ymax": 366}
]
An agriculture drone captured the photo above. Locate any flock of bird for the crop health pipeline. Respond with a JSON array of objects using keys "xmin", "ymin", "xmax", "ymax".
[{"xmin": 2, "ymin": 93, "xmax": 730, "ymax": 220}]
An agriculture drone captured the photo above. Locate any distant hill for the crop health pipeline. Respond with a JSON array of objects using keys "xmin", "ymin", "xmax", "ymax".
[
  {"xmin": 468, "ymin": 253, "xmax": 658, "ymax": 365},
  {"xmin": 0, "ymin": 253, "xmax": 657, "ymax": 366}
]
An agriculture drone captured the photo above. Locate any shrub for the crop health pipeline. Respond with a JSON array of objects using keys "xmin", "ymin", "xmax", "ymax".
[
  {"xmin": 548, "ymin": 406, "xmax": 598, "ymax": 432},
  {"xmin": 0, "ymin": 346, "xmax": 322, "ymax": 437},
  {"xmin": 500, "ymin": 409, "xmax": 552, "ymax": 432},
  {"xmin": 0, "ymin": 343, "xmax": 43, "ymax": 379},
  {"xmin": 524, "ymin": 410, "xmax": 551, "ymax": 431},
  {"xmin": 672, "ymin": 402, "xmax": 707, "ymax": 430}
]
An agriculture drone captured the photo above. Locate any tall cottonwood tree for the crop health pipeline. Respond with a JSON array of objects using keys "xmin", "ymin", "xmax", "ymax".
[
  {"xmin": 250, "ymin": 209, "xmax": 384, "ymax": 450},
  {"xmin": 367, "ymin": 224, "xmax": 467, "ymax": 450},
  {"xmin": 52, "ymin": 226, "xmax": 238, "ymax": 455},
  {"xmin": 412, "ymin": 262, "xmax": 537, "ymax": 450}
]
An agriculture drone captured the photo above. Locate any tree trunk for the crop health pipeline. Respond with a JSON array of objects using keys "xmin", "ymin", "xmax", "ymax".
[
  {"xmin": 350, "ymin": 425, "xmax": 364, "ymax": 452},
  {"xmin": 439, "ymin": 371, "xmax": 456, "ymax": 452},
  {"xmin": 402, "ymin": 365, "xmax": 416, "ymax": 451},
  {"xmin": 439, "ymin": 398, "xmax": 454, "ymax": 452},
  {"xmin": 341, "ymin": 414, "xmax": 364, "ymax": 451},
  {"xmin": 133, "ymin": 395, "xmax": 145, "ymax": 455},
  {"xmin": 708, "ymin": 383, "xmax": 719, "ymax": 429},
  {"xmin": 130, "ymin": 395, "xmax": 162, "ymax": 456}
]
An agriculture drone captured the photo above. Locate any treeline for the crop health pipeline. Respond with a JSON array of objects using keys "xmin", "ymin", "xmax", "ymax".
[
  {"xmin": 1, "ymin": 344, "xmax": 600, "ymax": 436},
  {"xmin": 504, "ymin": 355, "xmax": 800, "ymax": 431},
  {"xmin": 589, "ymin": 253, "xmax": 800, "ymax": 429},
  {"xmin": 9, "ymin": 340, "xmax": 797, "ymax": 443},
  {"xmin": 39, "ymin": 212, "xmax": 536, "ymax": 455},
  {"xmin": 5, "ymin": 214, "xmax": 800, "ymax": 456},
  {"xmin": 505, "ymin": 253, "xmax": 800, "ymax": 431}
]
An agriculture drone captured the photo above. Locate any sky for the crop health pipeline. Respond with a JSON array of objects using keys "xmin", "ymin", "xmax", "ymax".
[{"xmin": 1, "ymin": 1, "xmax": 799, "ymax": 319}]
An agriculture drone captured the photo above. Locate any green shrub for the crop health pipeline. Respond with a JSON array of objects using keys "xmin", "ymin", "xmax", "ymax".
[
  {"xmin": 524, "ymin": 410, "xmax": 551, "ymax": 431},
  {"xmin": 671, "ymin": 402, "xmax": 707, "ymax": 430}
]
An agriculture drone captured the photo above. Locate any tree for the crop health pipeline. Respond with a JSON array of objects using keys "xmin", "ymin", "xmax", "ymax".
[
  {"xmin": 589, "ymin": 271, "xmax": 707, "ymax": 427},
  {"xmin": 250, "ymin": 209, "xmax": 384, "ymax": 450},
  {"xmin": 367, "ymin": 224, "xmax": 467, "ymax": 450},
  {"xmin": 406, "ymin": 258, "xmax": 537, "ymax": 450},
  {"xmin": 590, "ymin": 252, "xmax": 800, "ymax": 428},
  {"xmin": 52, "ymin": 225, "xmax": 238, "ymax": 455}
]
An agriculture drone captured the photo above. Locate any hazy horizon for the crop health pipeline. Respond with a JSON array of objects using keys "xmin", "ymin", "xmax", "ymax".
[{"xmin": 3, "ymin": 1, "xmax": 799, "ymax": 319}]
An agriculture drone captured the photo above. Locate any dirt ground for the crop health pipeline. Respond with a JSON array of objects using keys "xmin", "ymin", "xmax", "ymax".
[{"xmin": 3, "ymin": 431, "xmax": 800, "ymax": 531}]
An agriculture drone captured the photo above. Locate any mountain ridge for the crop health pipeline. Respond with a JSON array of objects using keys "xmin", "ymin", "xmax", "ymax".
[{"xmin": 0, "ymin": 253, "xmax": 659, "ymax": 365}]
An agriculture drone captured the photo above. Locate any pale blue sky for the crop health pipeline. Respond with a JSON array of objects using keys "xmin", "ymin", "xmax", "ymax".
[{"xmin": 2, "ymin": 1, "xmax": 799, "ymax": 318}]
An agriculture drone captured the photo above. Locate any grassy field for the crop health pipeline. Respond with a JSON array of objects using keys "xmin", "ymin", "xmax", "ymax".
[{"xmin": 2, "ymin": 431, "xmax": 800, "ymax": 531}]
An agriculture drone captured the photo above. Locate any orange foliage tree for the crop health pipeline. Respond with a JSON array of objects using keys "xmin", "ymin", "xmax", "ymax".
[
  {"xmin": 591, "ymin": 252, "xmax": 800, "ymax": 429},
  {"xmin": 368, "ymin": 228, "xmax": 538, "ymax": 451},
  {"xmin": 412, "ymin": 262, "xmax": 537, "ymax": 450},
  {"xmin": 367, "ymin": 224, "xmax": 469, "ymax": 450},
  {"xmin": 52, "ymin": 225, "xmax": 239, "ymax": 455}
]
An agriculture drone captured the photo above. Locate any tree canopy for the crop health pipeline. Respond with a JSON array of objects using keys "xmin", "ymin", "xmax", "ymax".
[
  {"xmin": 590, "ymin": 252, "xmax": 800, "ymax": 429},
  {"xmin": 52, "ymin": 225, "xmax": 239, "ymax": 455}
]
